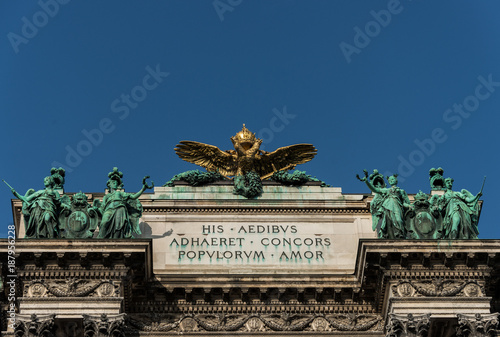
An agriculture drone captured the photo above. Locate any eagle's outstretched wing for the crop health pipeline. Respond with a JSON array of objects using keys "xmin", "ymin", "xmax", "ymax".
[
  {"xmin": 256, "ymin": 143, "xmax": 317, "ymax": 177},
  {"xmin": 175, "ymin": 141, "xmax": 237, "ymax": 176}
]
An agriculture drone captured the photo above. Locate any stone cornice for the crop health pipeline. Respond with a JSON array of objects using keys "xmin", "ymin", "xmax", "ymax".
[
  {"xmin": 355, "ymin": 240, "xmax": 500, "ymax": 315},
  {"xmin": 128, "ymin": 303, "xmax": 379, "ymax": 314},
  {"xmin": 19, "ymin": 297, "xmax": 123, "ymax": 302},
  {"xmin": 5, "ymin": 238, "xmax": 151, "ymax": 251},
  {"xmin": 355, "ymin": 239, "xmax": 500, "ymax": 278},
  {"xmin": 0, "ymin": 239, "xmax": 153, "ymax": 280},
  {"xmin": 143, "ymin": 206, "xmax": 369, "ymax": 214}
]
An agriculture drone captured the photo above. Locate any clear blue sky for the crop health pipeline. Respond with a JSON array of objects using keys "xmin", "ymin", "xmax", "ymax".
[{"xmin": 1, "ymin": 1, "xmax": 499, "ymax": 238}]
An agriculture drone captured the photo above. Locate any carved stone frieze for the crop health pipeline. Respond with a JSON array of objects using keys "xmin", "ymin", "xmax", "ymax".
[
  {"xmin": 322, "ymin": 314, "xmax": 383, "ymax": 332},
  {"xmin": 23, "ymin": 279, "xmax": 119, "ymax": 298},
  {"xmin": 462, "ymin": 283, "xmax": 484, "ymax": 298},
  {"xmin": 125, "ymin": 313, "xmax": 383, "ymax": 333},
  {"xmin": 386, "ymin": 313, "xmax": 430, "ymax": 337},
  {"xmin": 179, "ymin": 317, "xmax": 199, "ymax": 332},
  {"xmin": 392, "ymin": 279, "xmax": 484, "ymax": 298},
  {"xmin": 456, "ymin": 313, "xmax": 499, "ymax": 337},
  {"xmin": 245, "ymin": 316, "xmax": 266, "ymax": 332},
  {"xmin": 310, "ymin": 317, "xmax": 329, "ymax": 332}
]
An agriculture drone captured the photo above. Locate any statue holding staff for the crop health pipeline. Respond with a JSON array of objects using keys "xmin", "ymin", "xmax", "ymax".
[{"xmin": 5, "ymin": 176, "xmax": 70, "ymax": 238}]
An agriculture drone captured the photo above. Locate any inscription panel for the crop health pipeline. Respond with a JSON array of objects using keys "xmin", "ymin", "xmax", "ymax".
[
  {"xmin": 170, "ymin": 223, "xmax": 331, "ymax": 265},
  {"xmin": 141, "ymin": 186, "xmax": 375, "ymax": 274},
  {"xmin": 147, "ymin": 216, "xmax": 375, "ymax": 274}
]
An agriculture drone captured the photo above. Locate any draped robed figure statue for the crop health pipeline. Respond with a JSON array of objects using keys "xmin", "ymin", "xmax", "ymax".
[
  {"xmin": 95, "ymin": 168, "xmax": 154, "ymax": 239},
  {"xmin": 437, "ymin": 177, "xmax": 482, "ymax": 239},
  {"xmin": 357, "ymin": 170, "xmax": 411, "ymax": 239},
  {"xmin": 9, "ymin": 176, "xmax": 70, "ymax": 238}
]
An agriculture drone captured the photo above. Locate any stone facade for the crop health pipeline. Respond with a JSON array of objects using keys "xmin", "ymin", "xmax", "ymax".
[{"xmin": 1, "ymin": 182, "xmax": 499, "ymax": 336}]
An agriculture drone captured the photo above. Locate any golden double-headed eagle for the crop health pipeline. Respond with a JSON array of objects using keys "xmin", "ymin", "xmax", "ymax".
[{"xmin": 175, "ymin": 125, "xmax": 317, "ymax": 179}]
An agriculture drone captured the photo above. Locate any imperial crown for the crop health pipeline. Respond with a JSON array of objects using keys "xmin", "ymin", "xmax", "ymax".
[
  {"xmin": 72, "ymin": 192, "xmax": 89, "ymax": 207},
  {"xmin": 234, "ymin": 124, "xmax": 257, "ymax": 144}
]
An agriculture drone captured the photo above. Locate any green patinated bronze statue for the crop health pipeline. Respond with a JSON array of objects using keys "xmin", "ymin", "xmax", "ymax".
[
  {"xmin": 95, "ymin": 168, "xmax": 154, "ymax": 239},
  {"xmin": 435, "ymin": 177, "xmax": 483, "ymax": 239},
  {"xmin": 358, "ymin": 170, "xmax": 387, "ymax": 235},
  {"xmin": 357, "ymin": 170, "xmax": 411, "ymax": 239},
  {"xmin": 7, "ymin": 176, "xmax": 71, "ymax": 238},
  {"xmin": 358, "ymin": 169, "xmax": 484, "ymax": 240},
  {"xmin": 5, "ymin": 167, "xmax": 154, "ymax": 240}
]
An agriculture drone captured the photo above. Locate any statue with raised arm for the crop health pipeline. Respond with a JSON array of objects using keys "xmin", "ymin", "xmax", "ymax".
[
  {"xmin": 360, "ymin": 170, "xmax": 387, "ymax": 234},
  {"xmin": 9, "ymin": 176, "xmax": 70, "ymax": 238},
  {"xmin": 357, "ymin": 170, "xmax": 411, "ymax": 239},
  {"xmin": 96, "ymin": 168, "xmax": 154, "ymax": 239},
  {"xmin": 437, "ymin": 177, "xmax": 482, "ymax": 239}
]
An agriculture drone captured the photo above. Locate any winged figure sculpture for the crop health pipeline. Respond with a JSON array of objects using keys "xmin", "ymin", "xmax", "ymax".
[{"xmin": 175, "ymin": 125, "xmax": 317, "ymax": 180}]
